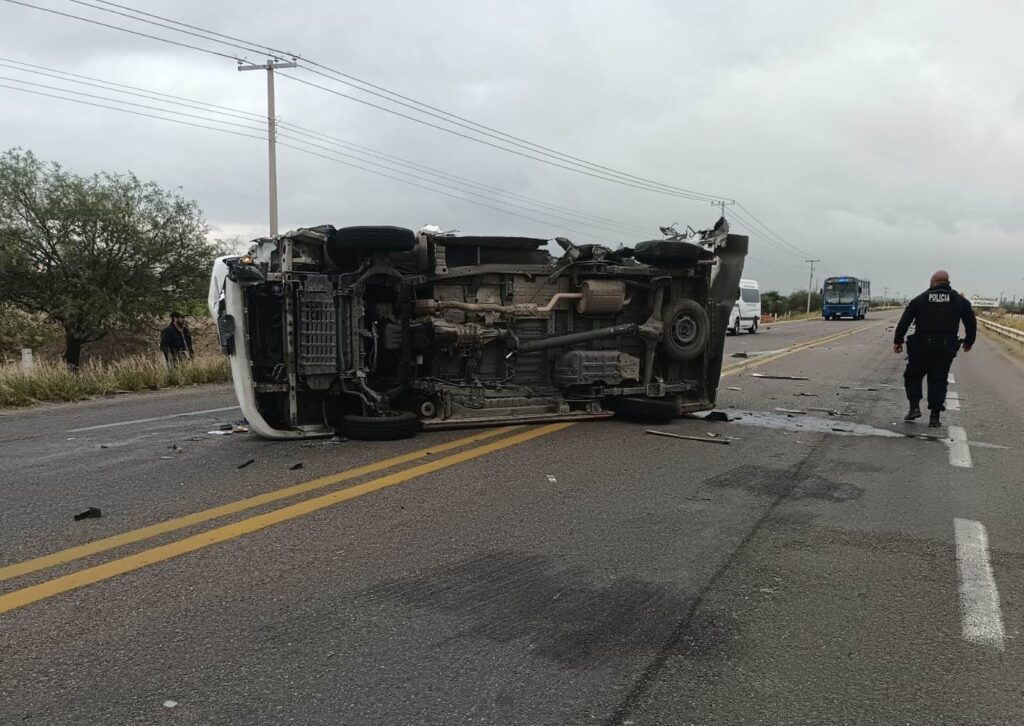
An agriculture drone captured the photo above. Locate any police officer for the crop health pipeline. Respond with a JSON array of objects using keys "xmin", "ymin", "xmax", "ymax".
[{"xmin": 893, "ymin": 270, "xmax": 976, "ymax": 427}]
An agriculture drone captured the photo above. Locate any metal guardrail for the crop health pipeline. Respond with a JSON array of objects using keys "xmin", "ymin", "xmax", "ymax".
[{"xmin": 978, "ymin": 317, "xmax": 1024, "ymax": 344}]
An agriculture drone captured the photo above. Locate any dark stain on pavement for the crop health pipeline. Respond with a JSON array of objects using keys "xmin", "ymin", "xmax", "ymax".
[
  {"xmin": 702, "ymin": 464, "xmax": 864, "ymax": 502},
  {"xmin": 362, "ymin": 551, "xmax": 691, "ymax": 669}
]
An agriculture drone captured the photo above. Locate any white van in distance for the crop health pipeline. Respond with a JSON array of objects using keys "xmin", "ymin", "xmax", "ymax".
[{"xmin": 728, "ymin": 279, "xmax": 761, "ymax": 335}]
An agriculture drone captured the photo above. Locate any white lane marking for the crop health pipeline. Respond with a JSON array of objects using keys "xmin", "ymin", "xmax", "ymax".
[
  {"xmin": 945, "ymin": 391, "xmax": 961, "ymax": 411},
  {"xmin": 67, "ymin": 406, "xmax": 240, "ymax": 433},
  {"xmin": 948, "ymin": 373, "xmax": 956, "ymax": 384},
  {"xmin": 946, "ymin": 426, "xmax": 973, "ymax": 469},
  {"xmin": 953, "ymin": 518, "xmax": 1005, "ymax": 650}
]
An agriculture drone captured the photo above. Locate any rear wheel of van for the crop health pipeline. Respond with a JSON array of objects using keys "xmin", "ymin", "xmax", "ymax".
[
  {"xmin": 662, "ymin": 299, "xmax": 711, "ymax": 361},
  {"xmin": 606, "ymin": 396, "xmax": 679, "ymax": 421},
  {"xmin": 749, "ymin": 318, "xmax": 758, "ymax": 334},
  {"xmin": 339, "ymin": 411, "xmax": 420, "ymax": 440}
]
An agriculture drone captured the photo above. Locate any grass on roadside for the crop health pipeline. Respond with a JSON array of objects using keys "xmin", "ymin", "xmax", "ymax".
[{"xmin": 0, "ymin": 354, "xmax": 232, "ymax": 408}]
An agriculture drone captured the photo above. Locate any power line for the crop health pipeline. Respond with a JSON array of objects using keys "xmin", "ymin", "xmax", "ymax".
[
  {"xmin": 0, "ymin": 58, "xmax": 263, "ymax": 124},
  {"xmin": 0, "ymin": 0, "xmax": 241, "ymax": 62},
  {"xmin": 79, "ymin": 0, "xmax": 732, "ymax": 202},
  {"xmin": 13, "ymin": 0, "xmax": 730, "ymax": 204},
  {"xmin": 86, "ymin": 1, "xmax": 731, "ymax": 202},
  {"xmin": 735, "ymin": 201, "xmax": 815, "ymax": 258},
  {"xmin": 0, "ymin": 82, "xmax": 633, "ymax": 242},
  {"xmin": 0, "ymin": 82, "xmax": 266, "ymax": 141},
  {"xmin": 4, "ymin": 0, "xmax": 813, "ymax": 250},
  {"xmin": 727, "ymin": 206, "xmax": 822, "ymax": 264},
  {"xmin": 0, "ymin": 75, "xmax": 266, "ymax": 134},
  {"xmin": 278, "ymin": 72, "xmax": 720, "ymax": 202},
  {"xmin": 0, "ymin": 59, "xmax": 652, "ymax": 236},
  {"xmin": 64, "ymin": 0, "xmax": 273, "ymax": 60}
]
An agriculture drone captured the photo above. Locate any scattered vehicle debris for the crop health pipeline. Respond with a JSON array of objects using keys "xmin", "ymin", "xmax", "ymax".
[
  {"xmin": 774, "ymin": 408, "xmax": 806, "ymax": 415},
  {"xmin": 751, "ymin": 373, "xmax": 810, "ymax": 381},
  {"xmin": 646, "ymin": 429, "xmax": 731, "ymax": 445},
  {"xmin": 163, "ymin": 700, "xmax": 178, "ymax": 709},
  {"xmin": 232, "ymin": 424, "xmax": 250, "ymax": 434},
  {"xmin": 207, "ymin": 430, "xmax": 232, "ymax": 436},
  {"xmin": 237, "ymin": 458, "xmax": 256, "ymax": 469},
  {"xmin": 218, "ymin": 423, "xmax": 233, "ymax": 431},
  {"xmin": 725, "ymin": 386, "xmax": 742, "ymax": 391},
  {"xmin": 807, "ymin": 407, "xmax": 842, "ymax": 416},
  {"xmin": 546, "ymin": 474, "xmax": 558, "ymax": 483},
  {"xmin": 289, "ymin": 463, "xmax": 304, "ymax": 471},
  {"xmin": 704, "ymin": 411, "xmax": 732, "ymax": 422},
  {"xmin": 73, "ymin": 507, "xmax": 102, "ymax": 521},
  {"xmin": 794, "ymin": 392, "xmax": 818, "ymax": 397},
  {"xmin": 840, "ymin": 386, "xmax": 878, "ymax": 391},
  {"xmin": 209, "ymin": 218, "xmax": 749, "ymax": 439}
]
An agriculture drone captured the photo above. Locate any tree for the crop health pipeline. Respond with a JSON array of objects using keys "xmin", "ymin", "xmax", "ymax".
[
  {"xmin": 0, "ymin": 149, "xmax": 221, "ymax": 367},
  {"xmin": 760, "ymin": 290, "xmax": 784, "ymax": 316}
]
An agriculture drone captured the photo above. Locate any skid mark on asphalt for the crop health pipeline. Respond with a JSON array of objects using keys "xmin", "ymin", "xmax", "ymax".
[
  {"xmin": 362, "ymin": 551, "xmax": 690, "ymax": 668},
  {"xmin": 701, "ymin": 465, "xmax": 864, "ymax": 503},
  {"xmin": 953, "ymin": 518, "xmax": 1005, "ymax": 650}
]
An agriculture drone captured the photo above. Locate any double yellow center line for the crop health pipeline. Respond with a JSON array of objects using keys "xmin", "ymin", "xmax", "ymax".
[
  {"xmin": 0, "ymin": 317, "xmax": 892, "ymax": 615},
  {"xmin": 0, "ymin": 423, "xmax": 572, "ymax": 615}
]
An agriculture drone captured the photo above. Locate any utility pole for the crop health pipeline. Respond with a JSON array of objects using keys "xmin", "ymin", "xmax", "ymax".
[
  {"xmin": 884, "ymin": 286, "xmax": 889, "ymax": 305},
  {"xmin": 805, "ymin": 259, "xmax": 821, "ymax": 314},
  {"xmin": 239, "ymin": 58, "xmax": 298, "ymax": 236},
  {"xmin": 710, "ymin": 200, "xmax": 734, "ymax": 219}
]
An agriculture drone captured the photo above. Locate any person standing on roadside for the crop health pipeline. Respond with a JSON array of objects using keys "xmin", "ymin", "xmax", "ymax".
[
  {"xmin": 893, "ymin": 270, "xmax": 976, "ymax": 427},
  {"xmin": 160, "ymin": 311, "xmax": 193, "ymax": 364}
]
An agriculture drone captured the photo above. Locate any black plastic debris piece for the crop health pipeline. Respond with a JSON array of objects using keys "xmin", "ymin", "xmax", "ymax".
[
  {"xmin": 238, "ymin": 458, "xmax": 256, "ymax": 469},
  {"xmin": 705, "ymin": 411, "xmax": 731, "ymax": 422},
  {"xmin": 219, "ymin": 423, "xmax": 233, "ymax": 431},
  {"xmin": 289, "ymin": 463, "xmax": 304, "ymax": 471},
  {"xmin": 73, "ymin": 507, "xmax": 102, "ymax": 521}
]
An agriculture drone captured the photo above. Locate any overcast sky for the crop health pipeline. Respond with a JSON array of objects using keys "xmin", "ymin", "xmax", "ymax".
[{"xmin": 1, "ymin": 0, "xmax": 1021, "ymax": 299}]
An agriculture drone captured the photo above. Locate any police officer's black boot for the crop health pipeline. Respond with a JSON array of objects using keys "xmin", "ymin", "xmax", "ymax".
[
  {"xmin": 904, "ymin": 401, "xmax": 922, "ymax": 421},
  {"xmin": 929, "ymin": 409, "xmax": 941, "ymax": 428}
]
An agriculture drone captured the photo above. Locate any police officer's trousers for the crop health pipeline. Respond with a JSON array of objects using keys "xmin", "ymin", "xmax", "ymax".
[{"xmin": 903, "ymin": 336, "xmax": 957, "ymax": 412}]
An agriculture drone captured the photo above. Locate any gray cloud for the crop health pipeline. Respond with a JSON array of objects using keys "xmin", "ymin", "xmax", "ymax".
[{"xmin": 1, "ymin": 0, "xmax": 1021, "ymax": 298}]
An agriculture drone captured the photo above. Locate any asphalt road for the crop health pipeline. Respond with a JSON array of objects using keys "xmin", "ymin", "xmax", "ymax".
[{"xmin": 1, "ymin": 312, "xmax": 1022, "ymax": 725}]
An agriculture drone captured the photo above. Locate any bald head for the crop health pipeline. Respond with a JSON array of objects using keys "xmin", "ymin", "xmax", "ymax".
[{"xmin": 930, "ymin": 269, "xmax": 950, "ymax": 287}]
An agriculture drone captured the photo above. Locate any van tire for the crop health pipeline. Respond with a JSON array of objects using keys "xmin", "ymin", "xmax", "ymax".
[
  {"xmin": 332, "ymin": 226, "xmax": 417, "ymax": 253},
  {"xmin": 339, "ymin": 412, "xmax": 420, "ymax": 440},
  {"xmin": 749, "ymin": 318, "xmax": 758, "ymax": 334},
  {"xmin": 662, "ymin": 299, "xmax": 711, "ymax": 361},
  {"xmin": 606, "ymin": 396, "xmax": 679, "ymax": 421},
  {"xmin": 634, "ymin": 240, "xmax": 703, "ymax": 267}
]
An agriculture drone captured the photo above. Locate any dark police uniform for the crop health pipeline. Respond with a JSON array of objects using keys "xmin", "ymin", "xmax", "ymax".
[
  {"xmin": 160, "ymin": 323, "xmax": 194, "ymax": 363},
  {"xmin": 893, "ymin": 284, "xmax": 976, "ymax": 413}
]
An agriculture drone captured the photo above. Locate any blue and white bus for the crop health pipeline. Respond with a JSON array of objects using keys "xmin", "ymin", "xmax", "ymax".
[{"xmin": 822, "ymin": 276, "xmax": 870, "ymax": 320}]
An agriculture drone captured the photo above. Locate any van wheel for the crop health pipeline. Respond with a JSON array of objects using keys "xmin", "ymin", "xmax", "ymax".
[
  {"xmin": 661, "ymin": 299, "xmax": 711, "ymax": 362},
  {"xmin": 606, "ymin": 396, "xmax": 679, "ymax": 421},
  {"xmin": 749, "ymin": 319, "xmax": 759, "ymax": 334},
  {"xmin": 339, "ymin": 412, "xmax": 420, "ymax": 440}
]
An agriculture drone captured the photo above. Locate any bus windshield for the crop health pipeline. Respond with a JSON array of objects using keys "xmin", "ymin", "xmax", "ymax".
[{"xmin": 824, "ymin": 280, "xmax": 856, "ymax": 304}]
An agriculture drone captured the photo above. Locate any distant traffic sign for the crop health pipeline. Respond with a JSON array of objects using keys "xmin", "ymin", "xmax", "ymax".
[{"xmin": 970, "ymin": 296, "xmax": 999, "ymax": 309}]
